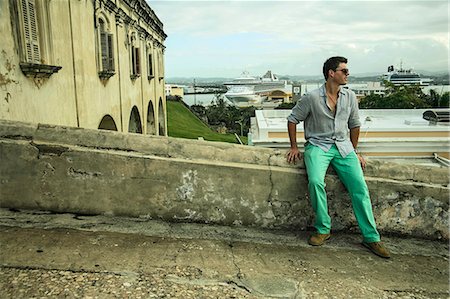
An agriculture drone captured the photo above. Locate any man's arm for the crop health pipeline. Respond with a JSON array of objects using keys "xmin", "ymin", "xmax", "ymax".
[
  {"xmin": 286, "ymin": 93, "xmax": 310, "ymax": 164},
  {"xmin": 286, "ymin": 121, "xmax": 301, "ymax": 164},
  {"xmin": 350, "ymin": 126, "xmax": 360, "ymax": 149},
  {"xmin": 350, "ymin": 126, "xmax": 366, "ymax": 169}
]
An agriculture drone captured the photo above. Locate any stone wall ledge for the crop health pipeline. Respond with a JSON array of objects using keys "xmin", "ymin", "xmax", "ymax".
[
  {"xmin": 1, "ymin": 119, "xmax": 448, "ymax": 240},
  {"xmin": 1, "ymin": 119, "xmax": 448, "ymax": 186}
]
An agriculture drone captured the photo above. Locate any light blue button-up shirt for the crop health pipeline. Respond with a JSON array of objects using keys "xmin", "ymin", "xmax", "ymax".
[{"xmin": 287, "ymin": 84, "xmax": 361, "ymax": 158}]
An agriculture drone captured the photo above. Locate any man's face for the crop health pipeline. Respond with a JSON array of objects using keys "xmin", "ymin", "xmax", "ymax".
[{"xmin": 331, "ymin": 62, "xmax": 349, "ymax": 85}]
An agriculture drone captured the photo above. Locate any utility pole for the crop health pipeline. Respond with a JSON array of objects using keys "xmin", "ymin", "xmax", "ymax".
[
  {"xmin": 193, "ymin": 78, "xmax": 197, "ymax": 105},
  {"xmin": 236, "ymin": 120, "xmax": 243, "ymax": 137}
]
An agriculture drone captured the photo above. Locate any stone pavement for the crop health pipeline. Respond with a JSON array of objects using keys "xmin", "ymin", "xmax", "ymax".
[{"xmin": 0, "ymin": 209, "xmax": 448, "ymax": 299}]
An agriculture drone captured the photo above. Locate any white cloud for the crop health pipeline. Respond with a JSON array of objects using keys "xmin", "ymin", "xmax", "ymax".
[{"xmin": 149, "ymin": 1, "xmax": 449, "ymax": 77}]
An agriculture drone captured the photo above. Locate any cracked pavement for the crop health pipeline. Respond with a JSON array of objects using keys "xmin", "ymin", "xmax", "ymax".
[{"xmin": 0, "ymin": 208, "xmax": 448, "ymax": 298}]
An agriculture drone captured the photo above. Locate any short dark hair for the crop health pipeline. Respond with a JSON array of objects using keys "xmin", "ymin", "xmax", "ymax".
[{"xmin": 323, "ymin": 56, "xmax": 347, "ymax": 80}]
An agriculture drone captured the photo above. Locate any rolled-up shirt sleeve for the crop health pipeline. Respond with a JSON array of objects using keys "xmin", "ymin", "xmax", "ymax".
[
  {"xmin": 347, "ymin": 93, "xmax": 361, "ymax": 129},
  {"xmin": 287, "ymin": 94, "xmax": 310, "ymax": 124}
]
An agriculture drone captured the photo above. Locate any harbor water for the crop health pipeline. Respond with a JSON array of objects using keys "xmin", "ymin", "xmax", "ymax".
[
  {"xmin": 181, "ymin": 84, "xmax": 450, "ymax": 107},
  {"xmin": 182, "ymin": 93, "xmax": 232, "ymax": 106}
]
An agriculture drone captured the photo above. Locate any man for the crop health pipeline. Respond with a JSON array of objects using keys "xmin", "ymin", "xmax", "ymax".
[{"xmin": 286, "ymin": 56, "xmax": 390, "ymax": 258}]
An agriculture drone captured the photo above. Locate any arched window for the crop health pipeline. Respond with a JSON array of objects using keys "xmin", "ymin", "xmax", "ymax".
[
  {"xmin": 147, "ymin": 101, "xmax": 156, "ymax": 135},
  {"xmin": 98, "ymin": 115, "xmax": 118, "ymax": 131},
  {"xmin": 128, "ymin": 106, "xmax": 142, "ymax": 134}
]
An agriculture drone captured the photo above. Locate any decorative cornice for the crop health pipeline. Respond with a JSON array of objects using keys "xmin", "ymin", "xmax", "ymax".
[
  {"xmin": 107, "ymin": 1, "xmax": 117, "ymax": 13},
  {"xmin": 130, "ymin": 74, "xmax": 141, "ymax": 80},
  {"xmin": 114, "ymin": 0, "xmax": 166, "ymax": 40},
  {"xmin": 152, "ymin": 40, "xmax": 165, "ymax": 50},
  {"xmin": 98, "ymin": 70, "xmax": 115, "ymax": 80},
  {"xmin": 100, "ymin": 0, "xmax": 117, "ymax": 14},
  {"xmin": 97, "ymin": 0, "xmax": 167, "ymax": 42},
  {"xmin": 115, "ymin": 15, "xmax": 124, "ymax": 26}
]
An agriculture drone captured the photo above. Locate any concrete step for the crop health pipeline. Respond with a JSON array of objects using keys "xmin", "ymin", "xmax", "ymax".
[{"xmin": 0, "ymin": 209, "xmax": 448, "ymax": 298}]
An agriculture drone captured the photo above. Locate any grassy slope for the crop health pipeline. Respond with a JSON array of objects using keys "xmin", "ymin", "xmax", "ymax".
[{"xmin": 167, "ymin": 101, "xmax": 247, "ymax": 144}]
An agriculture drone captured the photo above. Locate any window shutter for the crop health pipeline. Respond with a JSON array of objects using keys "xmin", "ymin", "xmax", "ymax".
[
  {"xmin": 100, "ymin": 31, "xmax": 108, "ymax": 71},
  {"xmin": 131, "ymin": 46, "xmax": 136, "ymax": 75},
  {"xmin": 135, "ymin": 47, "xmax": 140, "ymax": 75},
  {"xmin": 161, "ymin": 53, "xmax": 164, "ymax": 77},
  {"xmin": 22, "ymin": 0, "xmax": 41, "ymax": 63},
  {"xmin": 107, "ymin": 33, "xmax": 114, "ymax": 71},
  {"xmin": 158, "ymin": 52, "xmax": 163, "ymax": 77},
  {"xmin": 148, "ymin": 53, "xmax": 153, "ymax": 76}
]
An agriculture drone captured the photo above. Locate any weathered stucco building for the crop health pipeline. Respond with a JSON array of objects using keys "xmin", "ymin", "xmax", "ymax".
[{"xmin": 0, "ymin": 0, "xmax": 167, "ymax": 135}]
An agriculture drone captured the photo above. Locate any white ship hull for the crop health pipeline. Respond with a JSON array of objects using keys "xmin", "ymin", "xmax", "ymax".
[
  {"xmin": 225, "ymin": 93, "xmax": 266, "ymax": 108},
  {"xmin": 224, "ymin": 70, "xmax": 290, "ymax": 107},
  {"xmin": 382, "ymin": 64, "xmax": 433, "ymax": 86}
]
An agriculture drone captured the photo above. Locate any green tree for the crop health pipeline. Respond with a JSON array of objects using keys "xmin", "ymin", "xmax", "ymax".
[
  {"xmin": 440, "ymin": 92, "xmax": 450, "ymax": 107},
  {"xmin": 192, "ymin": 93, "xmax": 256, "ymax": 136},
  {"xmin": 275, "ymin": 102, "xmax": 295, "ymax": 110},
  {"xmin": 359, "ymin": 81, "xmax": 430, "ymax": 109},
  {"xmin": 166, "ymin": 95, "xmax": 182, "ymax": 102},
  {"xmin": 237, "ymin": 106, "xmax": 256, "ymax": 136},
  {"xmin": 359, "ymin": 94, "xmax": 384, "ymax": 109},
  {"xmin": 425, "ymin": 90, "xmax": 450, "ymax": 108},
  {"xmin": 190, "ymin": 104, "xmax": 208, "ymax": 123},
  {"xmin": 206, "ymin": 93, "xmax": 229, "ymax": 126}
]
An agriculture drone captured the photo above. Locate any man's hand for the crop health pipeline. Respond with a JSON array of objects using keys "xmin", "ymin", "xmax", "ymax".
[
  {"xmin": 286, "ymin": 147, "xmax": 302, "ymax": 164},
  {"xmin": 357, "ymin": 153, "xmax": 366, "ymax": 170}
]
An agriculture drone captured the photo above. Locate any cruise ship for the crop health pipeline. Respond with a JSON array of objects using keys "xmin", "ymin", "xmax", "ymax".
[
  {"xmin": 381, "ymin": 64, "xmax": 433, "ymax": 86},
  {"xmin": 224, "ymin": 71, "xmax": 291, "ymax": 107}
]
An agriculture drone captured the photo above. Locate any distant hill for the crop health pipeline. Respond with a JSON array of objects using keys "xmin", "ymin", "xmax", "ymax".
[
  {"xmin": 166, "ymin": 77, "xmax": 232, "ymax": 84},
  {"xmin": 167, "ymin": 70, "xmax": 449, "ymax": 85}
]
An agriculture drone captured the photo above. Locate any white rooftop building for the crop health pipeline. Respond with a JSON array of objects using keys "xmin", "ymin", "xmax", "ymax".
[{"xmin": 249, "ymin": 109, "xmax": 450, "ymax": 163}]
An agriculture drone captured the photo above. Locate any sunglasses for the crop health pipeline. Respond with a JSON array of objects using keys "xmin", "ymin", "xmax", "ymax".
[{"xmin": 335, "ymin": 68, "xmax": 349, "ymax": 75}]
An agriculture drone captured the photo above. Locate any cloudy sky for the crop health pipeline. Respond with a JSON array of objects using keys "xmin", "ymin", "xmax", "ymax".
[{"xmin": 149, "ymin": 0, "xmax": 449, "ymax": 78}]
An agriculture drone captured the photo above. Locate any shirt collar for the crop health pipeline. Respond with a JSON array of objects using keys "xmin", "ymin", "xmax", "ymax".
[{"xmin": 319, "ymin": 83, "xmax": 345, "ymax": 97}]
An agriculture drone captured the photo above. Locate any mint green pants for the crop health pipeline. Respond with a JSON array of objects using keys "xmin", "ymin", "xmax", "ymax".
[{"xmin": 304, "ymin": 144, "xmax": 380, "ymax": 243}]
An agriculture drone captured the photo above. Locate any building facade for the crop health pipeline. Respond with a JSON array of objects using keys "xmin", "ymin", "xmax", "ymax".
[
  {"xmin": 0, "ymin": 0, "xmax": 167, "ymax": 135},
  {"xmin": 165, "ymin": 84, "xmax": 184, "ymax": 98},
  {"xmin": 249, "ymin": 109, "xmax": 450, "ymax": 159}
]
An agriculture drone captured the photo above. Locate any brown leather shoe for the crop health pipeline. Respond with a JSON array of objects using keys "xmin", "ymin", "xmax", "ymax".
[
  {"xmin": 362, "ymin": 241, "xmax": 391, "ymax": 258},
  {"xmin": 308, "ymin": 233, "xmax": 331, "ymax": 246}
]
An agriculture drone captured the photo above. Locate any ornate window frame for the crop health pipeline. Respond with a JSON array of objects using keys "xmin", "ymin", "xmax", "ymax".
[
  {"xmin": 129, "ymin": 31, "xmax": 141, "ymax": 80},
  {"xmin": 95, "ymin": 11, "xmax": 115, "ymax": 80}
]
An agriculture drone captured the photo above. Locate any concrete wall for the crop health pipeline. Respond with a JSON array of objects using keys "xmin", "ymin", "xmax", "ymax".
[{"xmin": 1, "ymin": 119, "xmax": 448, "ymax": 240}]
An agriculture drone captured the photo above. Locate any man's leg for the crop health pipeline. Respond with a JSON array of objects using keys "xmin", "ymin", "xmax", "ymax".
[
  {"xmin": 331, "ymin": 151, "xmax": 380, "ymax": 243},
  {"xmin": 304, "ymin": 144, "xmax": 334, "ymax": 234}
]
